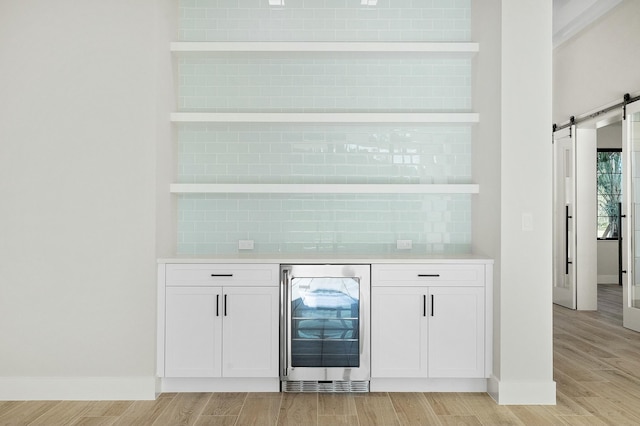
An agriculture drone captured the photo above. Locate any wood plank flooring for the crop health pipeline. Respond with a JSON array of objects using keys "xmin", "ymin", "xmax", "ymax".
[{"xmin": 2, "ymin": 284, "xmax": 640, "ymax": 425}]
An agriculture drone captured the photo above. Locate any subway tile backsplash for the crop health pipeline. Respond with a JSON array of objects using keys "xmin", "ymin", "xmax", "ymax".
[
  {"xmin": 179, "ymin": 55, "xmax": 471, "ymax": 112},
  {"xmin": 177, "ymin": 193, "xmax": 471, "ymax": 255},
  {"xmin": 176, "ymin": 1, "xmax": 473, "ymax": 256},
  {"xmin": 179, "ymin": 0, "xmax": 471, "ymax": 42},
  {"xmin": 178, "ymin": 123, "xmax": 471, "ymax": 184}
]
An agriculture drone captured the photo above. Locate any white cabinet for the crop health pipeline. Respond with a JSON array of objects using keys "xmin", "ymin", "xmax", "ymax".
[
  {"xmin": 371, "ymin": 287, "xmax": 427, "ymax": 377},
  {"xmin": 371, "ymin": 263, "xmax": 489, "ymax": 381},
  {"xmin": 161, "ymin": 264, "xmax": 279, "ymax": 379},
  {"xmin": 158, "ymin": 259, "xmax": 492, "ymax": 392},
  {"xmin": 165, "ymin": 286, "xmax": 222, "ymax": 377},
  {"xmin": 428, "ymin": 286, "xmax": 485, "ymax": 378},
  {"xmin": 221, "ymin": 286, "xmax": 279, "ymax": 377}
]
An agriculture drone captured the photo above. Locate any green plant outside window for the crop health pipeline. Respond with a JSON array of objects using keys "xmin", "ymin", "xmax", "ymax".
[{"xmin": 597, "ymin": 149, "xmax": 622, "ymax": 239}]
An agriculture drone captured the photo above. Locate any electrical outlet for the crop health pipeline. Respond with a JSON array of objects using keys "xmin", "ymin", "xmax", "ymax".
[
  {"xmin": 397, "ymin": 239, "xmax": 412, "ymax": 250},
  {"xmin": 238, "ymin": 240, "xmax": 254, "ymax": 250}
]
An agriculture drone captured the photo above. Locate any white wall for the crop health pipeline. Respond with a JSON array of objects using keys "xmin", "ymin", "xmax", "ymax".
[
  {"xmin": 0, "ymin": 0, "xmax": 172, "ymax": 399},
  {"xmin": 474, "ymin": 0, "xmax": 556, "ymax": 405},
  {"xmin": 553, "ymin": 0, "xmax": 640, "ymax": 124},
  {"xmin": 598, "ymin": 122, "xmax": 622, "ymax": 149},
  {"xmin": 0, "ymin": 0, "xmax": 557, "ymax": 403},
  {"xmin": 554, "ymin": 1, "xmax": 639, "ymax": 295},
  {"xmin": 471, "ymin": 0, "xmax": 502, "ymax": 382},
  {"xmin": 554, "ymin": 0, "xmax": 638, "ymax": 296},
  {"xmin": 490, "ymin": 0, "xmax": 556, "ymax": 404},
  {"xmin": 598, "ymin": 241, "xmax": 619, "ymax": 283}
]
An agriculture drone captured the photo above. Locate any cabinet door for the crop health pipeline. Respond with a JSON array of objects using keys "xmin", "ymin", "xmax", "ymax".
[
  {"xmin": 428, "ymin": 287, "xmax": 485, "ymax": 378},
  {"xmin": 371, "ymin": 287, "xmax": 427, "ymax": 378},
  {"xmin": 165, "ymin": 286, "xmax": 222, "ymax": 377},
  {"xmin": 222, "ymin": 286, "xmax": 279, "ymax": 378}
]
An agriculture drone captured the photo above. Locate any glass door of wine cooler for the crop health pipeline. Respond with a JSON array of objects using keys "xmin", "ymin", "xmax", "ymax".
[
  {"xmin": 291, "ymin": 276, "xmax": 360, "ymax": 368},
  {"xmin": 280, "ymin": 264, "xmax": 370, "ymax": 384}
]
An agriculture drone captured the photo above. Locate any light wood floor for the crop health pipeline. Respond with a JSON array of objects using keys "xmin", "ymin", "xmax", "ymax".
[{"xmin": 2, "ymin": 285, "xmax": 640, "ymax": 425}]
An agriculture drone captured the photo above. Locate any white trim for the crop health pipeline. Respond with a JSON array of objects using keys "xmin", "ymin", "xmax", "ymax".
[
  {"xmin": 161, "ymin": 377, "xmax": 279, "ymax": 392},
  {"xmin": 156, "ymin": 264, "xmax": 166, "ymax": 378},
  {"xmin": 488, "ymin": 376, "xmax": 557, "ymax": 405},
  {"xmin": 487, "ymin": 375, "xmax": 499, "ymax": 402},
  {"xmin": 169, "ymin": 183, "xmax": 480, "ymax": 195},
  {"xmin": 158, "ymin": 256, "xmax": 495, "ymax": 265},
  {"xmin": 170, "ymin": 112, "xmax": 480, "ymax": 124},
  {"xmin": 484, "ymin": 263, "xmax": 494, "ymax": 378},
  {"xmin": 170, "ymin": 41, "xmax": 479, "ymax": 54},
  {"xmin": 370, "ymin": 378, "xmax": 488, "ymax": 392},
  {"xmin": 575, "ymin": 128, "xmax": 598, "ymax": 311},
  {"xmin": 0, "ymin": 377, "xmax": 157, "ymax": 401},
  {"xmin": 553, "ymin": 0, "xmax": 622, "ymax": 48}
]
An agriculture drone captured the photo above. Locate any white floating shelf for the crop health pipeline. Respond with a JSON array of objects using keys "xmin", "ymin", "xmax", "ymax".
[
  {"xmin": 170, "ymin": 41, "xmax": 479, "ymax": 54},
  {"xmin": 170, "ymin": 112, "xmax": 479, "ymax": 124},
  {"xmin": 170, "ymin": 183, "xmax": 480, "ymax": 195}
]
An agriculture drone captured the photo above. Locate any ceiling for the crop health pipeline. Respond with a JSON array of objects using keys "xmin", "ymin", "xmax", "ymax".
[{"xmin": 553, "ymin": 0, "xmax": 622, "ymax": 47}]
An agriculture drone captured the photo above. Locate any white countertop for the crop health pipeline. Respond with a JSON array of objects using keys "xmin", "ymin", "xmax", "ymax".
[{"xmin": 158, "ymin": 253, "xmax": 494, "ymax": 264}]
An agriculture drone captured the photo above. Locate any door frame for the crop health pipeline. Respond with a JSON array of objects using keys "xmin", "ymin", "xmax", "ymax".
[{"xmin": 622, "ymin": 101, "xmax": 640, "ymax": 331}]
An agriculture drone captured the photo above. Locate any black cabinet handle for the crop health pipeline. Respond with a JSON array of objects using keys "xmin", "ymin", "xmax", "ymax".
[
  {"xmin": 224, "ymin": 294, "xmax": 228, "ymax": 316},
  {"xmin": 418, "ymin": 274, "xmax": 440, "ymax": 277},
  {"xmin": 431, "ymin": 295, "xmax": 434, "ymax": 317},
  {"xmin": 216, "ymin": 294, "xmax": 219, "ymax": 317},
  {"xmin": 211, "ymin": 274, "xmax": 233, "ymax": 277},
  {"xmin": 423, "ymin": 295, "xmax": 426, "ymax": 317}
]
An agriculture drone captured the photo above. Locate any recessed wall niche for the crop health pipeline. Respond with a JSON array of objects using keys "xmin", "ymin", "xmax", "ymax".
[{"xmin": 174, "ymin": 0, "xmax": 475, "ymax": 255}]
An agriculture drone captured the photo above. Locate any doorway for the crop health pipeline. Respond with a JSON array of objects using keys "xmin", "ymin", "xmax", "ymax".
[
  {"xmin": 553, "ymin": 96, "xmax": 640, "ymax": 333},
  {"xmin": 596, "ymin": 123, "xmax": 622, "ymax": 288}
]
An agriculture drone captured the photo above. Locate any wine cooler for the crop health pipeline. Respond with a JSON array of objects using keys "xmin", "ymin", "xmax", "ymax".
[{"xmin": 280, "ymin": 264, "xmax": 371, "ymax": 392}]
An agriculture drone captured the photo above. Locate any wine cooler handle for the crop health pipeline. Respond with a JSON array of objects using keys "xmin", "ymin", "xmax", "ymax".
[{"xmin": 282, "ymin": 269, "xmax": 289, "ymax": 377}]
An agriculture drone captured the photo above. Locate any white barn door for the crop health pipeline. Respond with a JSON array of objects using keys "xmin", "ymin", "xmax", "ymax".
[{"xmin": 553, "ymin": 125, "xmax": 597, "ymax": 310}]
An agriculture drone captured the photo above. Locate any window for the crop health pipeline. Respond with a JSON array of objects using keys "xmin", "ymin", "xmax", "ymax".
[{"xmin": 597, "ymin": 149, "xmax": 622, "ymax": 239}]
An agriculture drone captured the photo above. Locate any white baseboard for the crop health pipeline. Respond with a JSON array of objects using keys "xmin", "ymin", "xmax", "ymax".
[
  {"xmin": 488, "ymin": 375, "xmax": 556, "ymax": 405},
  {"xmin": 161, "ymin": 377, "xmax": 280, "ymax": 392},
  {"xmin": 598, "ymin": 275, "xmax": 619, "ymax": 284},
  {"xmin": 0, "ymin": 376, "xmax": 157, "ymax": 401},
  {"xmin": 370, "ymin": 378, "xmax": 488, "ymax": 392}
]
